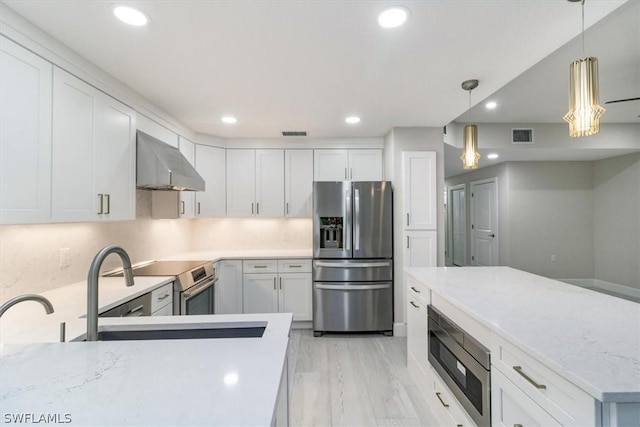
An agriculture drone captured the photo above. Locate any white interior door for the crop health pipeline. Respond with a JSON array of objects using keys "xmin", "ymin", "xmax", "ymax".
[
  {"xmin": 449, "ymin": 185, "xmax": 466, "ymax": 266},
  {"xmin": 471, "ymin": 179, "xmax": 498, "ymax": 266}
]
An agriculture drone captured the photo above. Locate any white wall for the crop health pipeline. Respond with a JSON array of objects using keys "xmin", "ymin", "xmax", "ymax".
[
  {"xmin": 593, "ymin": 153, "xmax": 640, "ymax": 288},
  {"xmin": 385, "ymin": 127, "xmax": 445, "ymax": 333}
]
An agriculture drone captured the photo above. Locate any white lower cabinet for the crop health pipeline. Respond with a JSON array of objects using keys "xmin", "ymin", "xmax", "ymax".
[
  {"xmin": 215, "ymin": 260, "xmax": 243, "ymax": 314},
  {"xmin": 492, "ymin": 369, "xmax": 561, "ymax": 427},
  {"xmin": 428, "ymin": 366, "xmax": 476, "ymax": 426},
  {"xmin": 242, "ymin": 259, "xmax": 312, "ymax": 321}
]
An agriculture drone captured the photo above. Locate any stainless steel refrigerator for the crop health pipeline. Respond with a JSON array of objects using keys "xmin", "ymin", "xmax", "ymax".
[{"xmin": 312, "ymin": 181, "xmax": 393, "ymax": 336}]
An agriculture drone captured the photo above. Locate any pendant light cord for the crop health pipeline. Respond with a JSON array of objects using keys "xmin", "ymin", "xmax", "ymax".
[{"xmin": 581, "ymin": 0, "xmax": 585, "ymax": 55}]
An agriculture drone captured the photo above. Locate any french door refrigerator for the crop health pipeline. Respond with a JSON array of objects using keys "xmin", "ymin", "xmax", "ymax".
[{"xmin": 312, "ymin": 181, "xmax": 393, "ymax": 336}]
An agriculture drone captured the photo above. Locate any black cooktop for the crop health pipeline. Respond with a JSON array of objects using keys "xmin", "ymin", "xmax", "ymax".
[{"xmin": 109, "ymin": 261, "xmax": 210, "ymax": 277}]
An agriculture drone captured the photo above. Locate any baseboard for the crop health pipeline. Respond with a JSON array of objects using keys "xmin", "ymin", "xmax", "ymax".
[
  {"xmin": 393, "ymin": 322, "xmax": 407, "ymax": 337},
  {"xmin": 291, "ymin": 321, "xmax": 313, "ymax": 330}
]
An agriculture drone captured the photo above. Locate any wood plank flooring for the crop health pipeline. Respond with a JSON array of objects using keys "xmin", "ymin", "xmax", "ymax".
[{"xmin": 287, "ymin": 330, "xmax": 439, "ymax": 427}]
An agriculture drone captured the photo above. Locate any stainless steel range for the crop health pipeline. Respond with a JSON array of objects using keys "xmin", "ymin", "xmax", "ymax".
[{"xmin": 108, "ymin": 261, "xmax": 216, "ymax": 315}]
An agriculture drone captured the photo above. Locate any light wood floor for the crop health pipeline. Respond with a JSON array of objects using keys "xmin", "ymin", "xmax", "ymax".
[{"xmin": 287, "ymin": 329, "xmax": 439, "ymax": 427}]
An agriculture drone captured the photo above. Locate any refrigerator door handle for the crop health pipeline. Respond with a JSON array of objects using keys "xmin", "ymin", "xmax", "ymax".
[
  {"xmin": 345, "ymin": 189, "xmax": 352, "ymax": 251},
  {"xmin": 354, "ymin": 188, "xmax": 360, "ymax": 251},
  {"xmin": 315, "ymin": 283, "xmax": 391, "ymax": 291},
  {"xmin": 314, "ymin": 261, "xmax": 391, "ymax": 268}
]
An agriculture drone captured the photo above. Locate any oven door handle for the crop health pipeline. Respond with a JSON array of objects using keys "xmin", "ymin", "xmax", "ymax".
[{"xmin": 183, "ymin": 277, "xmax": 217, "ymax": 299}]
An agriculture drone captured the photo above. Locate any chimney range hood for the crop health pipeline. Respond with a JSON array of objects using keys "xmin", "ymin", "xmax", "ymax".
[{"xmin": 136, "ymin": 131, "xmax": 205, "ymax": 191}]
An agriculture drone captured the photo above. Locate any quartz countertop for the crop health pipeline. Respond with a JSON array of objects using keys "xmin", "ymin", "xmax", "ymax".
[
  {"xmin": 0, "ymin": 334, "xmax": 289, "ymax": 426},
  {"xmin": 405, "ymin": 266, "xmax": 640, "ymax": 403}
]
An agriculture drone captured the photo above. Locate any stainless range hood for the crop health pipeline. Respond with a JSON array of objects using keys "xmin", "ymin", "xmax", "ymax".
[{"xmin": 136, "ymin": 131, "xmax": 205, "ymax": 191}]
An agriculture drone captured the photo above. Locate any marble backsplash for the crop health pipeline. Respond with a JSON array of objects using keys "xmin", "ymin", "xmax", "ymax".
[{"xmin": 0, "ymin": 191, "xmax": 313, "ymax": 301}]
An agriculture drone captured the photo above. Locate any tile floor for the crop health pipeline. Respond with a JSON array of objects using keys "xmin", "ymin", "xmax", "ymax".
[{"xmin": 287, "ymin": 329, "xmax": 439, "ymax": 426}]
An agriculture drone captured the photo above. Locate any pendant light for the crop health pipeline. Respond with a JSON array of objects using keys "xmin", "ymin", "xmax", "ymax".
[
  {"xmin": 461, "ymin": 79, "xmax": 480, "ymax": 170},
  {"xmin": 563, "ymin": 0, "xmax": 605, "ymax": 137}
]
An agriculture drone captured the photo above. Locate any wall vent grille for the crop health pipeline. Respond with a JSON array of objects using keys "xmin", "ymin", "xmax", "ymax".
[
  {"xmin": 512, "ymin": 128, "xmax": 534, "ymax": 144},
  {"xmin": 282, "ymin": 131, "xmax": 308, "ymax": 137}
]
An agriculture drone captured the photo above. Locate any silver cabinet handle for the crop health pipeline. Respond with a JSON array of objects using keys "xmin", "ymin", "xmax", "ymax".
[
  {"xmin": 158, "ymin": 293, "xmax": 170, "ymax": 301},
  {"xmin": 514, "ymin": 425, "xmax": 523, "ymax": 427},
  {"xmin": 181, "ymin": 200, "xmax": 185, "ymax": 215},
  {"xmin": 257, "ymin": 202, "xmax": 260, "ymax": 215},
  {"xmin": 354, "ymin": 188, "xmax": 360, "ymax": 251},
  {"xmin": 124, "ymin": 304, "xmax": 144, "ymax": 317},
  {"xmin": 410, "ymin": 301, "xmax": 419, "ymax": 308},
  {"xmin": 513, "ymin": 366, "xmax": 547, "ymax": 389},
  {"xmin": 98, "ymin": 194, "xmax": 104, "ymax": 214},
  {"xmin": 350, "ymin": 167, "xmax": 353, "ymax": 180},
  {"xmin": 435, "ymin": 392, "xmax": 449, "ymax": 408},
  {"xmin": 279, "ymin": 277, "xmax": 282, "ymax": 290},
  {"xmin": 289, "ymin": 264, "xmax": 302, "ymax": 268},
  {"xmin": 59, "ymin": 322, "xmax": 66, "ymax": 343},
  {"xmin": 344, "ymin": 167, "xmax": 347, "ymax": 179},
  {"xmin": 407, "ymin": 236, "xmax": 410, "ymax": 249},
  {"xmin": 105, "ymin": 194, "xmax": 110, "ymax": 214},
  {"xmin": 251, "ymin": 203, "xmax": 254, "ymax": 214},
  {"xmin": 410, "ymin": 286, "xmax": 420, "ymax": 293},
  {"xmin": 197, "ymin": 202, "xmax": 201, "ymax": 215},
  {"xmin": 273, "ymin": 277, "xmax": 276, "ymax": 290},
  {"xmin": 254, "ymin": 265, "xmax": 268, "ymax": 269},
  {"xmin": 406, "ymin": 213, "xmax": 410, "ymax": 226}
]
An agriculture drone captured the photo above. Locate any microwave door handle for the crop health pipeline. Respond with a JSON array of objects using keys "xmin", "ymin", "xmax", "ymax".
[{"xmin": 354, "ymin": 188, "xmax": 360, "ymax": 251}]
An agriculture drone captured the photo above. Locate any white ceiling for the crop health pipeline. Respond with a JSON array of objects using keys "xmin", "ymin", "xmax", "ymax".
[{"xmin": 1, "ymin": 0, "xmax": 631, "ymax": 139}]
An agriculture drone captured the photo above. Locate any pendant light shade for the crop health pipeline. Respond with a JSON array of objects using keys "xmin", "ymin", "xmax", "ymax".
[
  {"xmin": 563, "ymin": 57, "xmax": 605, "ymax": 137},
  {"xmin": 461, "ymin": 125, "xmax": 480, "ymax": 169}
]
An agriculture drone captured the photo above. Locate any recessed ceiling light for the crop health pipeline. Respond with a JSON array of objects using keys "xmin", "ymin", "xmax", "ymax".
[
  {"xmin": 345, "ymin": 116, "xmax": 361, "ymax": 124},
  {"xmin": 378, "ymin": 7, "xmax": 410, "ymax": 28},
  {"xmin": 221, "ymin": 116, "xmax": 237, "ymax": 124},
  {"xmin": 487, "ymin": 153, "xmax": 499, "ymax": 159},
  {"xmin": 485, "ymin": 101, "xmax": 497, "ymax": 109},
  {"xmin": 112, "ymin": 5, "xmax": 149, "ymax": 27}
]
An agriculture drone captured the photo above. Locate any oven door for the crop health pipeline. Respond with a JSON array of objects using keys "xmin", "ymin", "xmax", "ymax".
[
  {"xmin": 428, "ymin": 316, "xmax": 490, "ymax": 426},
  {"xmin": 178, "ymin": 278, "xmax": 217, "ymax": 315}
]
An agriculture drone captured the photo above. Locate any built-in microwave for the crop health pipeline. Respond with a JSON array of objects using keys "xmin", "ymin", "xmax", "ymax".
[{"xmin": 427, "ymin": 305, "xmax": 491, "ymax": 426}]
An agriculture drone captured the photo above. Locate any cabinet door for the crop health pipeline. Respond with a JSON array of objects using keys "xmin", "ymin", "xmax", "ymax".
[
  {"xmin": 285, "ymin": 149, "xmax": 313, "ymax": 217},
  {"xmin": 0, "ymin": 36, "xmax": 52, "ymax": 225},
  {"xmin": 51, "ymin": 66, "xmax": 99, "ymax": 222},
  {"xmin": 96, "ymin": 95, "xmax": 136, "ymax": 221},
  {"xmin": 349, "ymin": 149, "xmax": 383, "ymax": 181},
  {"xmin": 404, "ymin": 230, "xmax": 437, "ymax": 267},
  {"xmin": 402, "ymin": 151, "xmax": 437, "ymax": 230},
  {"xmin": 243, "ymin": 273, "xmax": 278, "ymax": 314},
  {"xmin": 216, "ymin": 260, "xmax": 243, "ymax": 314},
  {"xmin": 255, "ymin": 149, "xmax": 284, "ymax": 217},
  {"xmin": 314, "ymin": 149, "xmax": 348, "ymax": 181},
  {"xmin": 278, "ymin": 273, "xmax": 312, "ymax": 321},
  {"xmin": 178, "ymin": 137, "xmax": 196, "ymax": 218},
  {"xmin": 407, "ymin": 291, "xmax": 428, "ymax": 372},
  {"xmin": 492, "ymin": 369, "xmax": 561, "ymax": 427},
  {"xmin": 226, "ymin": 149, "xmax": 256, "ymax": 217},
  {"xmin": 195, "ymin": 144, "xmax": 226, "ymax": 217}
]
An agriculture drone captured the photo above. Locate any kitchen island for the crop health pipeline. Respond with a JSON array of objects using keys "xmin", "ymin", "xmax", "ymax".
[
  {"xmin": 406, "ymin": 266, "xmax": 640, "ymax": 426},
  {"xmin": 1, "ymin": 313, "xmax": 292, "ymax": 426}
]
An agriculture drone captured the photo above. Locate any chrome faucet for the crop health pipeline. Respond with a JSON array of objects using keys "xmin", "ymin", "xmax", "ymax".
[
  {"xmin": 0, "ymin": 294, "xmax": 54, "ymax": 318},
  {"xmin": 87, "ymin": 245, "xmax": 134, "ymax": 341}
]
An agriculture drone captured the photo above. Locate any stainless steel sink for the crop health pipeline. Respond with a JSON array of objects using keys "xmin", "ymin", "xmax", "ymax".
[{"xmin": 76, "ymin": 321, "xmax": 267, "ymax": 341}]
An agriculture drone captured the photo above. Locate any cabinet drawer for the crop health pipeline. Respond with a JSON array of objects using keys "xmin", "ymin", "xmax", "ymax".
[
  {"xmin": 406, "ymin": 274, "xmax": 428, "ymax": 305},
  {"xmin": 278, "ymin": 259, "xmax": 311, "ymax": 273},
  {"xmin": 429, "ymin": 366, "xmax": 475, "ymax": 426},
  {"xmin": 243, "ymin": 259, "xmax": 278, "ymax": 273},
  {"xmin": 492, "ymin": 335, "xmax": 596, "ymax": 426},
  {"xmin": 151, "ymin": 303, "xmax": 173, "ymax": 317},
  {"xmin": 150, "ymin": 282, "xmax": 173, "ymax": 312}
]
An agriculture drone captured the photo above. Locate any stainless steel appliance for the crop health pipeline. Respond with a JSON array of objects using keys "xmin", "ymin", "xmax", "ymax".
[
  {"xmin": 312, "ymin": 181, "xmax": 393, "ymax": 336},
  {"xmin": 428, "ymin": 305, "xmax": 490, "ymax": 426},
  {"xmin": 108, "ymin": 261, "xmax": 216, "ymax": 315},
  {"xmin": 100, "ymin": 292, "xmax": 151, "ymax": 318}
]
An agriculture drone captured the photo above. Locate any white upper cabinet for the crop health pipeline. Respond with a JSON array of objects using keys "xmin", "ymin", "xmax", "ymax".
[
  {"xmin": 226, "ymin": 149, "xmax": 256, "ymax": 217},
  {"xmin": 314, "ymin": 149, "xmax": 382, "ymax": 181},
  {"xmin": 284, "ymin": 149, "xmax": 313, "ymax": 217},
  {"xmin": 195, "ymin": 144, "xmax": 226, "ymax": 218},
  {"xmin": 0, "ymin": 36, "xmax": 52, "ymax": 225},
  {"xmin": 226, "ymin": 149, "xmax": 284, "ymax": 217},
  {"xmin": 51, "ymin": 67, "xmax": 136, "ymax": 223},
  {"xmin": 178, "ymin": 136, "xmax": 196, "ymax": 218},
  {"xmin": 256, "ymin": 149, "xmax": 284, "ymax": 217},
  {"xmin": 402, "ymin": 151, "xmax": 437, "ymax": 230},
  {"xmin": 348, "ymin": 150, "xmax": 383, "ymax": 181}
]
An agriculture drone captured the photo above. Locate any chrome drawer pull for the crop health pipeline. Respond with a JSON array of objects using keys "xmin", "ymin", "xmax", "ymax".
[
  {"xmin": 289, "ymin": 264, "xmax": 302, "ymax": 268},
  {"xmin": 514, "ymin": 424, "xmax": 523, "ymax": 427},
  {"xmin": 158, "ymin": 293, "xmax": 170, "ymax": 300},
  {"xmin": 254, "ymin": 265, "xmax": 268, "ymax": 269},
  {"xmin": 410, "ymin": 301, "xmax": 419, "ymax": 308},
  {"xmin": 435, "ymin": 392, "xmax": 449, "ymax": 407},
  {"xmin": 513, "ymin": 366, "xmax": 547, "ymax": 389},
  {"xmin": 410, "ymin": 286, "xmax": 421, "ymax": 293}
]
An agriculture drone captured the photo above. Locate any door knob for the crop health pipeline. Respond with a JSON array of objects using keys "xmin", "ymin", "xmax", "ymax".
[{"xmin": 489, "ymin": 233, "xmax": 495, "ymax": 237}]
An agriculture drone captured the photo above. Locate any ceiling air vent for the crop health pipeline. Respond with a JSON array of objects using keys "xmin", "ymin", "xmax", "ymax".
[
  {"xmin": 282, "ymin": 131, "xmax": 308, "ymax": 137},
  {"xmin": 512, "ymin": 128, "xmax": 534, "ymax": 144}
]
